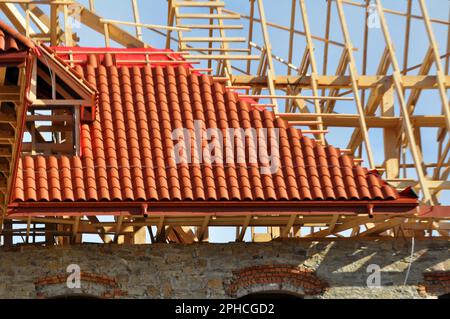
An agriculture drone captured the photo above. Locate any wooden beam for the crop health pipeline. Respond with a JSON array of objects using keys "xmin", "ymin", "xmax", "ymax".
[
  {"xmin": 155, "ymin": 215, "xmax": 165, "ymax": 242},
  {"xmin": 280, "ymin": 214, "xmax": 296, "ymax": 238},
  {"xmin": 77, "ymin": 3, "xmax": 146, "ymax": 48},
  {"xmin": 0, "ymin": 85, "xmax": 20, "ymax": 97},
  {"xmin": 196, "ymin": 215, "xmax": 210, "ymax": 242},
  {"xmin": 230, "ymin": 75, "xmax": 450, "ymax": 89},
  {"xmin": 306, "ymin": 215, "xmax": 388, "ymax": 238},
  {"xmin": 418, "ymin": 0, "xmax": 450, "ymax": 132},
  {"xmin": 236, "ymin": 215, "xmax": 251, "ymax": 242},
  {"xmin": 86, "ymin": 216, "xmax": 112, "ymax": 243},
  {"xmin": 0, "ymin": 2, "xmax": 36, "ymax": 35},
  {"xmin": 359, "ymin": 218, "xmax": 406, "ymax": 237},
  {"xmin": 336, "ymin": 0, "xmax": 374, "ymax": 169},
  {"xmin": 298, "ymin": 0, "xmax": 325, "ymax": 142},
  {"xmin": 375, "ymin": 0, "xmax": 432, "ymax": 204},
  {"xmin": 256, "ymin": 0, "xmax": 279, "ymax": 113}
]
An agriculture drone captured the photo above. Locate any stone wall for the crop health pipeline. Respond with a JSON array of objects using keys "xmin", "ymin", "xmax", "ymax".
[{"xmin": 0, "ymin": 239, "xmax": 448, "ymax": 299}]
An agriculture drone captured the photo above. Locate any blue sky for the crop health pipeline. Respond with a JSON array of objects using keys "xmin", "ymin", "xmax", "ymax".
[{"xmin": 1, "ymin": 0, "xmax": 448, "ymax": 243}]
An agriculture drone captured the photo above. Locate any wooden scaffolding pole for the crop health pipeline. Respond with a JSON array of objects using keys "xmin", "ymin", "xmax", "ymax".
[
  {"xmin": 256, "ymin": 0, "xmax": 279, "ymax": 113},
  {"xmin": 375, "ymin": 0, "xmax": 432, "ymax": 204},
  {"xmin": 418, "ymin": 0, "xmax": 450, "ymax": 132},
  {"xmin": 335, "ymin": 0, "xmax": 375, "ymax": 169},
  {"xmin": 298, "ymin": 0, "xmax": 325, "ymax": 142}
]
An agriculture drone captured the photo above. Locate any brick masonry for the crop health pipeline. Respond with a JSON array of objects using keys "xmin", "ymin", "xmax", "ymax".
[{"xmin": 0, "ymin": 239, "xmax": 448, "ymax": 299}]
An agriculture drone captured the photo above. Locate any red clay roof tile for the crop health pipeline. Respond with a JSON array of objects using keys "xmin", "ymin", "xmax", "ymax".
[
  {"xmin": 0, "ymin": 20, "xmax": 35, "ymax": 52},
  {"xmin": 11, "ymin": 47, "xmax": 417, "ymax": 205}
]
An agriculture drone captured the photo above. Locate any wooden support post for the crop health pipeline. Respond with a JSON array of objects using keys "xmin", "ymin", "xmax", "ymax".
[
  {"xmin": 3, "ymin": 219, "xmax": 12, "ymax": 246},
  {"xmin": 402, "ymin": 0, "xmax": 413, "ymax": 76},
  {"xmin": 71, "ymin": 216, "xmax": 81, "ymax": 244},
  {"xmin": 218, "ymin": 6, "xmax": 233, "ymax": 82},
  {"xmin": 375, "ymin": 0, "xmax": 432, "ymax": 204},
  {"xmin": 382, "ymin": 84, "xmax": 399, "ymax": 179},
  {"xmin": 156, "ymin": 216, "xmax": 166, "ymax": 242},
  {"xmin": 114, "ymin": 215, "xmax": 124, "ymax": 244},
  {"xmin": 25, "ymin": 3, "xmax": 30, "ymax": 37},
  {"xmin": 89, "ymin": 0, "xmax": 95, "ymax": 13},
  {"xmin": 50, "ymin": 2, "xmax": 59, "ymax": 46},
  {"xmin": 166, "ymin": 0, "xmax": 175, "ymax": 49},
  {"xmin": 197, "ymin": 216, "xmax": 210, "ymax": 242},
  {"xmin": 45, "ymin": 223, "xmax": 56, "ymax": 245},
  {"xmin": 246, "ymin": 0, "xmax": 255, "ymax": 76},
  {"xmin": 236, "ymin": 215, "xmax": 251, "ymax": 242},
  {"xmin": 322, "ymin": 0, "xmax": 332, "ymax": 76},
  {"xmin": 62, "ymin": 1, "xmax": 73, "ymax": 46},
  {"xmin": 281, "ymin": 214, "xmax": 296, "ymax": 238},
  {"xmin": 103, "ymin": 22, "xmax": 110, "ymax": 47},
  {"xmin": 131, "ymin": 0, "xmax": 143, "ymax": 41},
  {"xmin": 287, "ymin": 0, "xmax": 296, "ymax": 76}
]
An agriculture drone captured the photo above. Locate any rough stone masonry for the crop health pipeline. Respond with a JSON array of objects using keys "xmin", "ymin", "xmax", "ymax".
[{"xmin": 0, "ymin": 239, "xmax": 448, "ymax": 299}]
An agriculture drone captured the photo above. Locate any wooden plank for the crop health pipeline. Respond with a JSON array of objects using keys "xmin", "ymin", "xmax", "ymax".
[
  {"xmin": 177, "ymin": 24, "xmax": 243, "ymax": 30},
  {"xmin": 0, "ymin": 86, "xmax": 21, "ymax": 101},
  {"xmin": 99, "ymin": 18, "xmax": 190, "ymax": 31},
  {"xmin": 175, "ymin": 1, "xmax": 225, "ymax": 7},
  {"xmin": 31, "ymin": 99, "xmax": 89, "ymax": 106},
  {"xmin": 180, "ymin": 37, "xmax": 245, "ymax": 42},
  {"xmin": 177, "ymin": 13, "xmax": 240, "ymax": 19},
  {"xmin": 230, "ymin": 75, "xmax": 450, "ymax": 89},
  {"xmin": 388, "ymin": 180, "xmax": 450, "ymax": 190},
  {"xmin": 26, "ymin": 114, "xmax": 73, "ymax": 122}
]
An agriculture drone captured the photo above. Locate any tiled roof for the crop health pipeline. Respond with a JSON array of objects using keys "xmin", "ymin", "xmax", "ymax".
[
  {"xmin": 12, "ymin": 47, "xmax": 416, "ymax": 204},
  {"xmin": 0, "ymin": 20, "xmax": 35, "ymax": 52}
]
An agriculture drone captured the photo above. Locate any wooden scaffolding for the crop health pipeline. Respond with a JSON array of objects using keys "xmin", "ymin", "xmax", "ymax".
[{"xmin": 0, "ymin": 0, "xmax": 449, "ymax": 244}]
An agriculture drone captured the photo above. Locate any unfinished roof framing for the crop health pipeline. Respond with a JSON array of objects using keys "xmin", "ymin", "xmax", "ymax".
[{"xmin": 0, "ymin": 0, "xmax": 449, "ymax": 245}]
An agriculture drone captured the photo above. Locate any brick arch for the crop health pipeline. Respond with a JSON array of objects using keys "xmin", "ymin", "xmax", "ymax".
[
  {"xmin": 225, "ymin": 265, "xmax": 328, "ymax": 298},
  {"xmin": 34, "ymin": 272, "xmax": 127, "ymax": 299}
]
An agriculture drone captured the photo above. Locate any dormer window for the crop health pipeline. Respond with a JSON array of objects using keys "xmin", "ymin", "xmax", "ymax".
[
  {"xmin": 23, "ymin": 104, "xmax": 80, "ymax": 156},
  {"xmin": 21, "ymin": 45, "xmax": 96, "ymax": 156}
]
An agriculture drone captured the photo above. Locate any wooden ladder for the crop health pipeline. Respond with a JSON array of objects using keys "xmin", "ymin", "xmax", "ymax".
[{"xmin": 168, "ymin": 0, "xmax": 259, "ymax": 78}]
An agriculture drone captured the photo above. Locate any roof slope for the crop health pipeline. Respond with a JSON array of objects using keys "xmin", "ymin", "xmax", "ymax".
[
  {"xmin": 0, "ymin": 20, "xmax": 35, "ymax": 52},
  {"xmin": 12, "ymin": 48, "xmax": 415, "ymax": 203}
]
